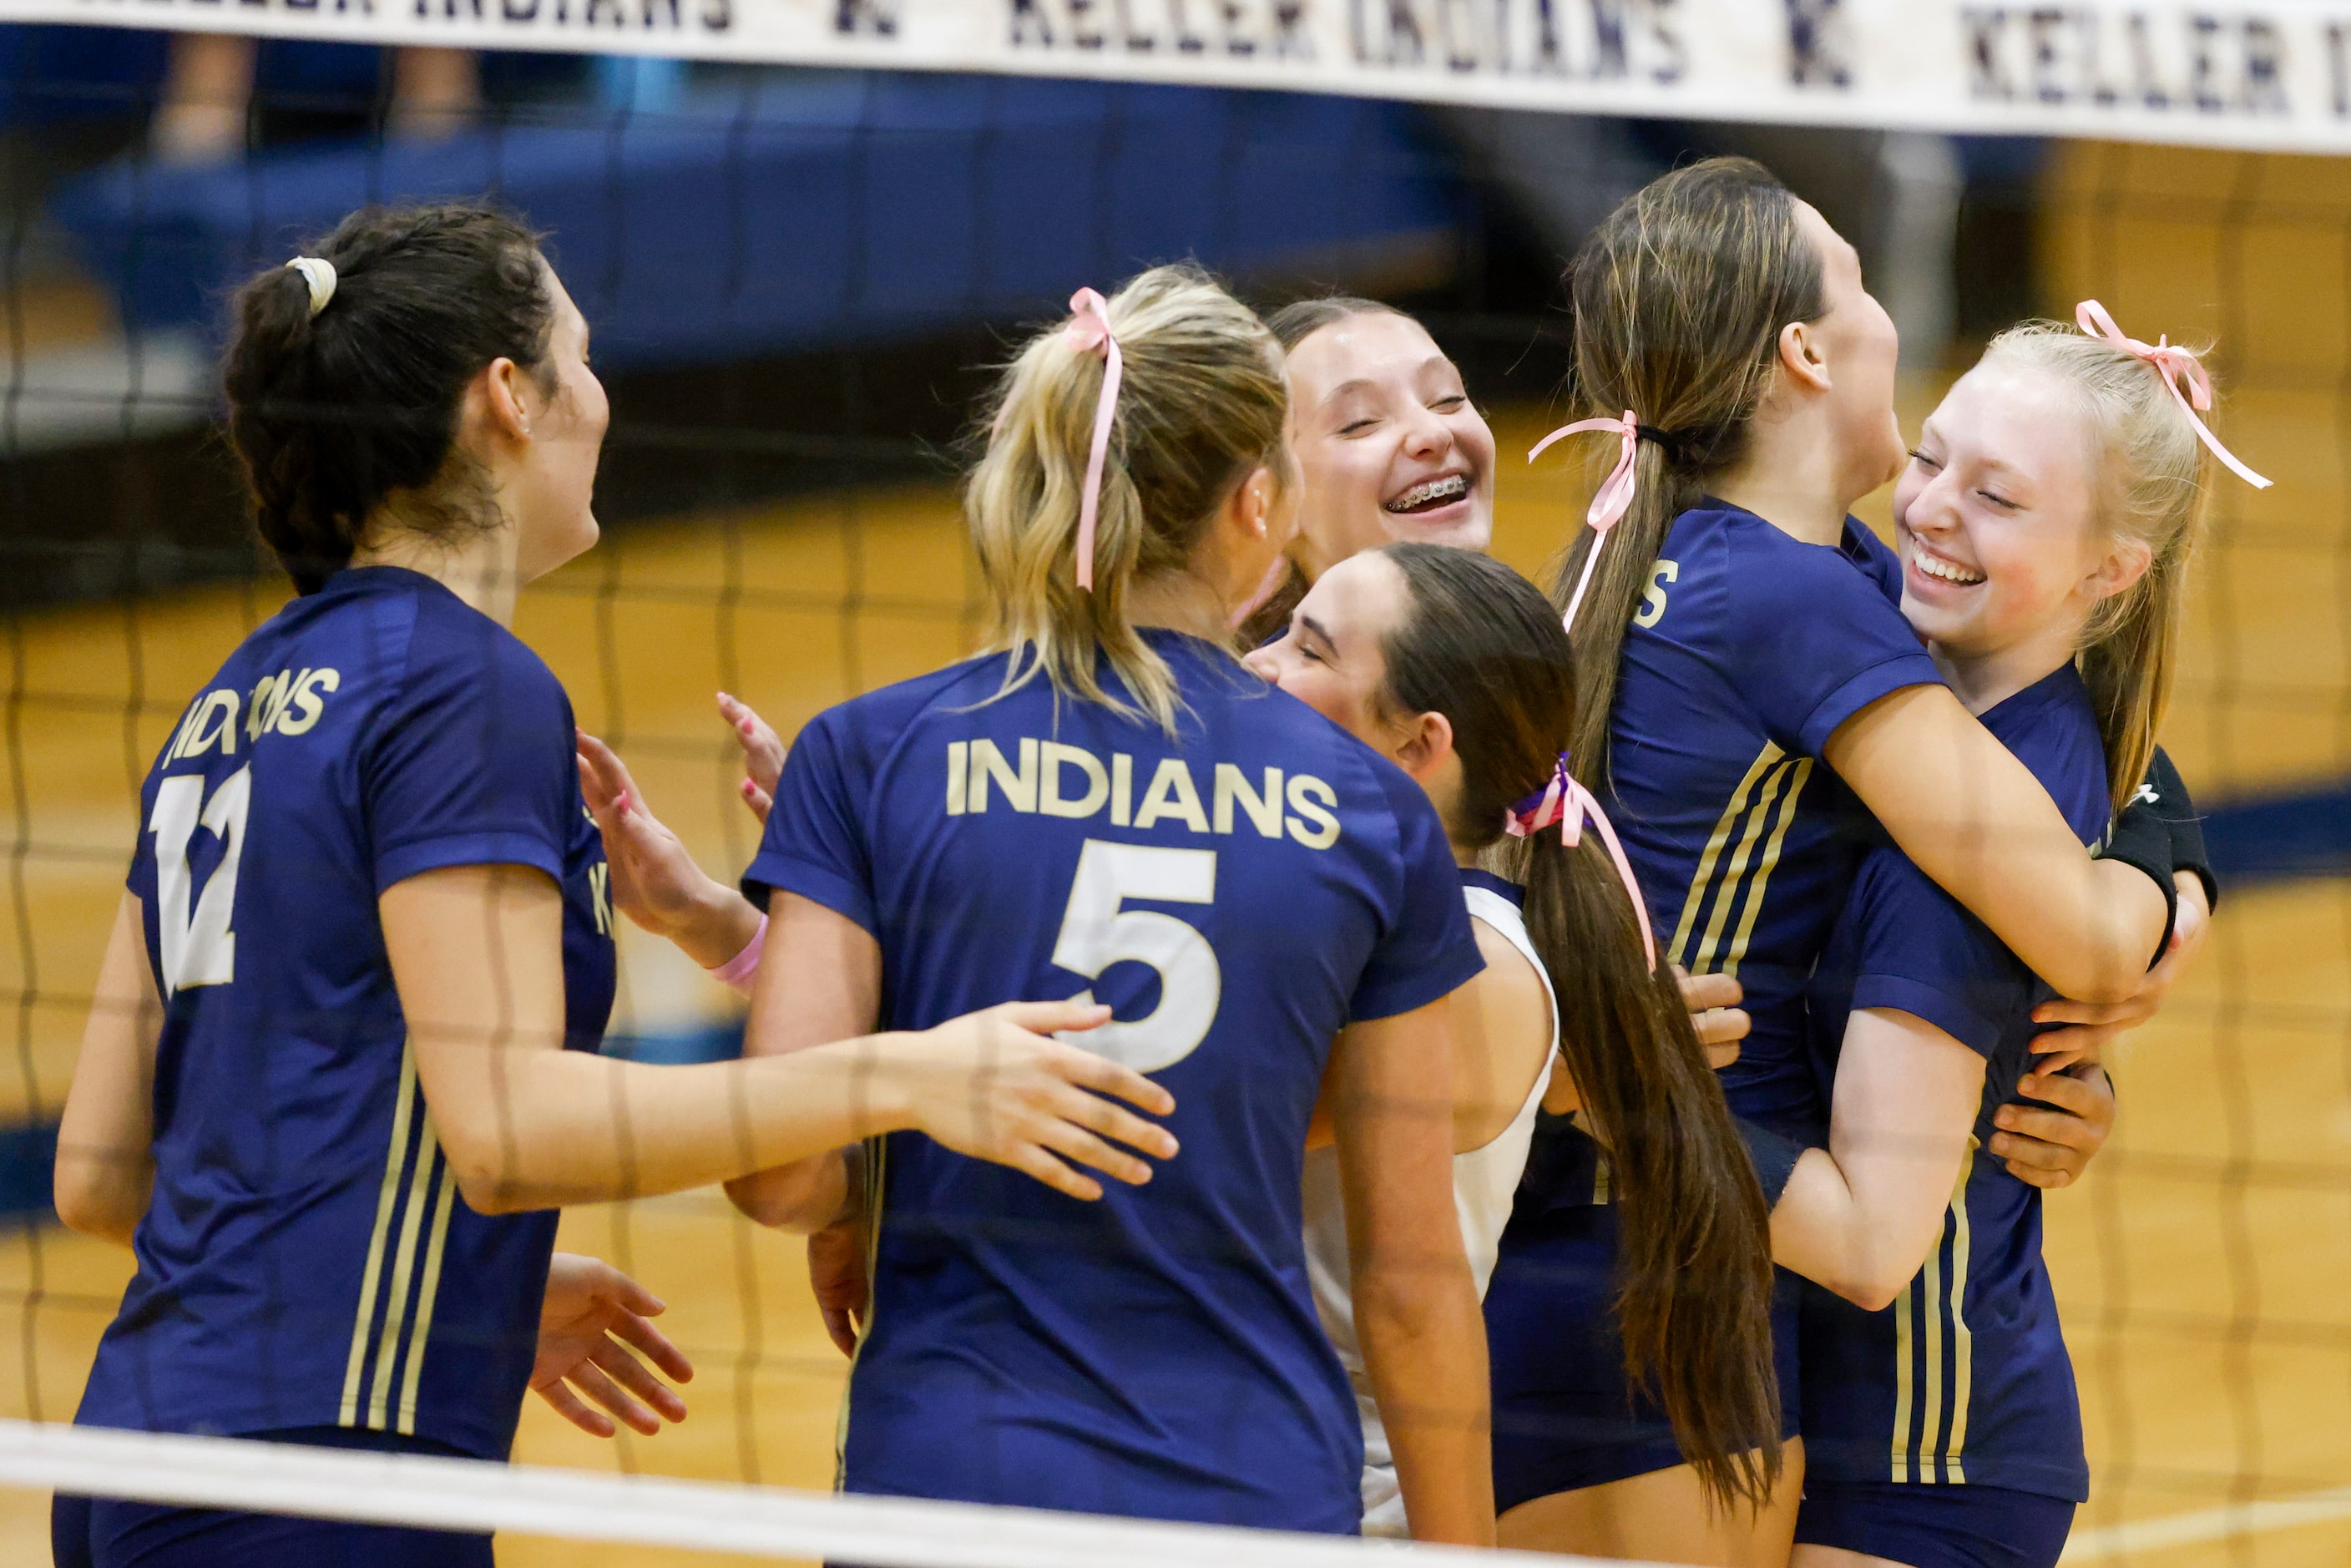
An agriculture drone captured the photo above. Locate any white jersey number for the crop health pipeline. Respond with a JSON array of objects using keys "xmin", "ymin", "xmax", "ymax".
[
  {"xmin": 1050, "ymin": 839, "xmax": 1220, "ymax": 1073},
  {"xmin": 149, "ymin": 766, "xmax": 252, "ymax": 997}
]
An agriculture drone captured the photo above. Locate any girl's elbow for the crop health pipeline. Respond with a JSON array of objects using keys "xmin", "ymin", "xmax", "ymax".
[
  {"xmin": 53, "ymin": 1177, "xmax": 136, "ymax": 1246},
  {"xmin": 1839, "ymin": 1277, "xmax": 1904, "ymax": 1313},
  {"xmin": 441, "ymin": 1142, "xmax": 536, "ymax": 1217}
]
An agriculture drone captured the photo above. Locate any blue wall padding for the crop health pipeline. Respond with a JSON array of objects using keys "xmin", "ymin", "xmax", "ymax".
[
  {"xmin": 2204, "ymin": 783, "xmax": 2351, "ymax": 888},
  {"xmin": 0, "ymin": 1120, "xmax": 54, "ymax": 1222},
  {"xmin": 53, "ymin": 73, "xmax": 1457, "ymax": 372}
]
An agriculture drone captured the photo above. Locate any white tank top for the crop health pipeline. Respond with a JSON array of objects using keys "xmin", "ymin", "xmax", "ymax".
[{"xmin": 1301, "ymin": 880, "xmax": 1557, "ymax": 1537}]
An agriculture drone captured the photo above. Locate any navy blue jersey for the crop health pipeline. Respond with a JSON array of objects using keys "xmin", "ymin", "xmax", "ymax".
[
  {"xmin": 1799, "ymin": 664, "xmax": 2107, "ymax": 1504},
  {"xmin": 77, "ymin": 567, "xmax": 616, "ymax": 1461},
  {"xmin": 1602, "ymin": 503, "xmax": 1942, "ymax": 1141},
  {"xmin": 746, "ymin": 630, "xmax": 1483, "ymax": 1532}
]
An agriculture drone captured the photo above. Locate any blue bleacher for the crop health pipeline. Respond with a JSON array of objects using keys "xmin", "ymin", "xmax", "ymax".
[{"xmin": 50, "ymin": 68, "xmax": 1460, "ymax": 372}]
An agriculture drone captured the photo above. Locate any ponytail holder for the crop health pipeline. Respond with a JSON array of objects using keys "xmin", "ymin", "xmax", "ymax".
[
  {"xmin": 1063, "ymin": 287, "xmax": 1123, "ymax": 592},
  {"xmin": 1505, "ymin": 751, "xmax": 1658, "ymax": 971},
  {"xmin": 2074, "ymin": 301, "xmax": 2270, "ymax": 490},
  {"xmin": 285, "ymin": 256, "xmax": 336, "ymax": 320},
  {"xmin": 1529, "ymin": 410, "xmax": 1642, "ymax": 635}
]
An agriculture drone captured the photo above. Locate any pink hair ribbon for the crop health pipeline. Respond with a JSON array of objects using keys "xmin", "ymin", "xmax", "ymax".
[
  {"xmin": 1529, "ymin": 411, "xmax": 1642, "ymax": 634},
  {"xmin": 1064, "ymin": 287, "xmax": 1125, "ymax": 590},
  {"xmin": 2075, "ymin": 300, "xmax": 2272, "ymax": 490},
  {"xmin": 1504, "ymin": 752, "xmax": 1658, "ymax": 972}
]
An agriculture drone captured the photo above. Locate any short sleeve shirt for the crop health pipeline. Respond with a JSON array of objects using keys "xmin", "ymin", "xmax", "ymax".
[
  {"xmin": 81, "ymin": 567, "xmax": 615, "ymax": 1460},
  {"xmin": 746, "ymin": 630, "xmax": 1482, "ymax": 1531}
]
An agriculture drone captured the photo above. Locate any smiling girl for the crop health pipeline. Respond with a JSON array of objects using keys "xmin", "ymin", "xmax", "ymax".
[
  {"xmin": 1776, "ymin": 310, "xmax": 2258, "ymax": 1568},
  {"xmin": 1234, "ymin": 299, "xmax": 1498, "ymax": 644}
]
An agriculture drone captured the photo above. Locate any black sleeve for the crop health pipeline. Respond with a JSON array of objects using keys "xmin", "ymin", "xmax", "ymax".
[
  {"xmin": 2101, "ymin": 785, "xmax": 2180, "ymax": 968},
  {"xmin": 1734, "ymin": 1117, "xmax": 1810, "ymax": 1211},
  {"xmin": 2141, "ymin": 746, "xmax": 2217, "ymax": 914}
]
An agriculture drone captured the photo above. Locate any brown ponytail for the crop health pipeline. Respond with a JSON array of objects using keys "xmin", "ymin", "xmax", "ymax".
[
  {"xmin": 1555, "ymin": 158, "xmax": 1826, "ymax": 781},
  {"xmin": 1374, "ymin": 542, "xmax": 1782, "ymax": 1506}
]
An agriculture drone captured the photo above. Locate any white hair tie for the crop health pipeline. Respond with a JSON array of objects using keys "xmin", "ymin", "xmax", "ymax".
[{"xmin": 284, "ymin": 256, "xmax": 336, "ymax": 320}]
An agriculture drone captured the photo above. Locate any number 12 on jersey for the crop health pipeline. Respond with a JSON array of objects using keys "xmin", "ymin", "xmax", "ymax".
[
  {"xmin": 149, "ymin": 766, "xmax": 252, "ymax": 998},
  {"xmin": 1051, "ymin": 839, "xmax": 1221, "ymax": 1074}
]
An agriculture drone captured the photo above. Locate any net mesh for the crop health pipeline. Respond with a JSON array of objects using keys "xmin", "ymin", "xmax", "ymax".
[{"xmin": 0, "ymin": 25, "xmax": 2341, "ymax": 1568}]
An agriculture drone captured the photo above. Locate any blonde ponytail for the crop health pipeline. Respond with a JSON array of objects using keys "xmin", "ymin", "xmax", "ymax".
[
  {"xmin": 1981, "ymin": 322, "xmax": 2214, "ymax": 812},
  {"xmin": 967, "ymin": 264, "xmax": 1288, "ymax": 734}
]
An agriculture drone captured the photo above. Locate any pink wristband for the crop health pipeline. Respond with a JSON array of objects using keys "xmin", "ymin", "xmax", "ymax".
[{"xmin": 709, "ymin": 914, "xmax": 767, "ymax": 996}]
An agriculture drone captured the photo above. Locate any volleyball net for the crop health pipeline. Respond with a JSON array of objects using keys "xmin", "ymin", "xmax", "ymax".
[{"xmin": 0, "ymin": 5, "xmax": 2346, "ymax": 1565}]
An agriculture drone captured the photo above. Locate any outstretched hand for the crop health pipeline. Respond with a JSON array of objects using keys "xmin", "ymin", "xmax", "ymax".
[
  {"xmin": 577, "ymin": 731, "xmax": 760, "ymax": 969},
  {"xmin": 719, "ymin": 692, "xmax": 786, "ymax": 825},
  {"xmin": 902, "ymin": 1000, "xmax": 1180, "ymax": 1203},
  {"xmin": 530, "ymin": 1253, "xmax": 695, "ymax": 1439}
]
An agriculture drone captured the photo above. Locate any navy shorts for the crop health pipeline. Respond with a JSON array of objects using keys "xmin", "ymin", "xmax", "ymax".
[
  {"xmin": 1797, "ymin": 1479, "xmax": 2075, "ymax": 1568},
  {"xmin": 1485, "ymin": 1200, "xmax": 1802, "ymax": 1513},
  {"xmin": 53, "ymin": 1426, "xmax": 494, "ymax": 1568}
]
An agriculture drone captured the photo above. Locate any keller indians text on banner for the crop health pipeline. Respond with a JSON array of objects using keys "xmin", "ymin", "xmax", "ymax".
[{"xmin": 15, "ymin": 0, "xmax": 2351, "ymax": 154}]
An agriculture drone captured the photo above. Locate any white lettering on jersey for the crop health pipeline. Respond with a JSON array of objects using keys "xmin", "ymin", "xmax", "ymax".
[
  {"xmin": 1285, "ymin": 775, "xmax": 1341, "ymax": 849},
  {"xmin": 274, "ymin": 669, "xmax": 341, "ymax": 736},
  {"xmin": 150, "ymin": 765, "xmax": 252, "ymax": 997},
  {"xmin": 947, "ymin": 740, "xmax": 1342, "ymax": 848},
  {"xmin": 1051, "ymin": 839, "xmax": 1220, "ymax": 1072},
  {"xmin": 168, "ymin": 690, "xmax": 241, "ymax": 762},
  {"xmin": 171, "ymin": 669, "xmax": 343, "ymax": 762},
  {"xmin": 1040, "ymin": 742, "xmax": 1109, "ymax": 818},
  {"xmin": 1634, "ymin": 559, "xmax": 1680, "ymax": 629},
  {"xmin": 1213, "ymin": 764, "xmax": 1283, "ymax": 837},
  {"xmin": 1135, "ymin": 758, "xmax": 1210, "ymax": 832}
]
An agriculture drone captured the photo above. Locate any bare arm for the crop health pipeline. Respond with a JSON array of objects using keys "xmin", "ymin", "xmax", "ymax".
[
  {"xmin": 1770, "ymin": 1006, "xmax": 1985, "ymax": 1310},
  {"xmin": 725, "ymin": 890, "xmax": 887, "ymax": 1230},
  {"xmin": 1825, "ymin": 685, "xmax": 2167, "ymax": 1004},
  {"xmin": 54, "ymin": 892, "xmax": 162, "ymax": 1245},
  {"xmin": 1449, "ymin": 924, "xmax": 1555, "ymax": 1153},
  {"xmin": 384, "ymin": 865, "xmax": 1173, "ymax": 1216},
  {"xmin": 1332, "ymin": 996, "xmax": 1494, "ymax": 1547}
]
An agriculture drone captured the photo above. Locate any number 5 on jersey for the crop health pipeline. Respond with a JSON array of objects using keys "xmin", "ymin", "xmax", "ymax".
[
  {"xmin": 1051, "ymin": 839, "xmax": 1221, "ymax": 1073},
  {"xmin": 149, "ymin": 766, "xmax": 252, "ymax": 997}
]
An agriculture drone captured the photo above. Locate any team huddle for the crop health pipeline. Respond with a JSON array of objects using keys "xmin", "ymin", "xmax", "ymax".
[{"xmin": 52, "ymin": 155, "xmax": 2247, "ymax": 1568}]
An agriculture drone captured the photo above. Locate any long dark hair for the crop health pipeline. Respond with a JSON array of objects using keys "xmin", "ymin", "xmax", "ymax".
[
  {"xmin": 1374, "ymin": 541, "xmax": 1782, "ymax": 1505},
  {"xmin": 1556, "ymin": 158, "xmax": 1826, "ymax": 779},
  {"xmin": 224, "ymin": 203, "xmax": 557, "ymax": 594}
]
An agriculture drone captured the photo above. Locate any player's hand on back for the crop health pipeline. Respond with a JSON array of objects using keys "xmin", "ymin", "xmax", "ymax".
[
  {"xmin": 899, "ymin": 1001, "xmax": 1180, "ymax": 1202},
  {"xmin": 2025, "ymin": 870, "xmax": 2210, "ymax": 1074},
  {"xmin": 1676, "ymin": 965, "xmax": 1748, "ymax": 1070},
  {"xmin": 808, "ymin": 1219, "xmax": 871, "ymax": 1358},
  {"xmin": 1990, "ymin": 1061, "xmax": 2116, "ymax": 1190},
  {"xmin": 530, "ymin": 1253, "xmax": 695, "ymax": 1439},
  {"xmin": 718, "ymin": 691, "xmax": 785, "ymax": 825}
]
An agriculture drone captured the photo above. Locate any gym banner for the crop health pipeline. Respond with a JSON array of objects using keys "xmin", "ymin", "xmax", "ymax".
[{"xmin": 11, "ymin": 0, "xmax": 2351, "ymax": 153}]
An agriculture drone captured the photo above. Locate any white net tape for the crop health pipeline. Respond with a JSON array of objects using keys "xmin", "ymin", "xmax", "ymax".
[{"xmin": 0, "ymin": 1419, "xmax": 1635, "ymax": 1567}]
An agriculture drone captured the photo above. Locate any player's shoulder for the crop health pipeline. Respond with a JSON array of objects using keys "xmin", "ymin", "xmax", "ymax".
[
  {"xmin": 1982, "ymin": 664, "xmax": 2110, "ymax": 838},
  {"xmin": 405, "ymin": 584, "xmax": 568, "ymax": 721},
  {"xmin": 813, "ymin": 650, "xmax": 1009, "ymax": 747}
]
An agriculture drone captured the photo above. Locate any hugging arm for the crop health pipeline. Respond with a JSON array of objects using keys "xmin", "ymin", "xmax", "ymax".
[{"xmin": 1827, "ymin": 685, "xmax": 2169, "ymax": 1005}]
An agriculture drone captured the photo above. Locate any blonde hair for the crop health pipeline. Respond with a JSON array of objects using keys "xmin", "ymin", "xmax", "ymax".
[
  {"xmin": 1979, "ymin": 321, "xmax": 2214, "ymax": 813},
  {"xmin": 968, "ymin": 264, "xmax": 1290, "ymax": 733}
]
